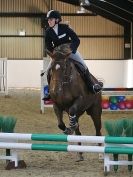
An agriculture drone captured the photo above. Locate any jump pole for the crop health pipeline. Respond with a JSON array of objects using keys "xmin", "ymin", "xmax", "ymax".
[
  {"xmin": 0, "ymin": 133, "xmax": 104, "ymax": 143},
  {"xmin": 0, "ymin": 142, "xmax": 133, "ymax": 155},
  {"xmin": 1, "ymin": 133, "xmax": 133, "ymax": 144},
  {"xmin": 1, "ymin": 133, "xmax": 133, "ymax": 172},
  {"xmin": 0, "ymin": 142, "xmax": 104, "ymax": 152}
]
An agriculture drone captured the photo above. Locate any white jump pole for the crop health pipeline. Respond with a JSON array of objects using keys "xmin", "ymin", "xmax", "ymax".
[
  {"xmin": 0, "ymin": 133, "xmax": 105, "ymax": 143},
  {"xmin": 0, "ymin": 142, "xmax": 105, "ymax": 153},
  {"xmin": 1, "ymin": 133, "xmax": 133, "ymax": 172}
]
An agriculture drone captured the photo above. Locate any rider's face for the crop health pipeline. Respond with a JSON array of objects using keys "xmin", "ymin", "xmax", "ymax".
[{"xmin": 48, "ymin": 18, "xmax": 56, "ymax": 27}]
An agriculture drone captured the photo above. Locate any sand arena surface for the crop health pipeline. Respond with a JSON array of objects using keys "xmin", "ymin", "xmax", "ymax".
[{"xmin": 0, "ymin": 88, "xmax": 133, "ymax": 177}]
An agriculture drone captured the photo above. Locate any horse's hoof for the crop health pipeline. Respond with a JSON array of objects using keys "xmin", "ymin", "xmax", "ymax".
[
  {"xmin": 76, "ymin": 156, "xmax": 84, "ymax": 162},
  {"xmin": 99, "ymin": 153, "xmax": 104, "ymax": 161},
  {"xmin": 63, "ymin": 127, "xmax": 73, "ymax": 135}
]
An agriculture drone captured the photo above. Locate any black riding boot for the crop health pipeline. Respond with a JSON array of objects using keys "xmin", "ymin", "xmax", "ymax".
[
  {"xmin": 73, "ymin": 60, "xmax": 102, "ymax": 94},
  {"xmin": 84, "ymin": 69, "xmax": 102, "ymax": 94}
]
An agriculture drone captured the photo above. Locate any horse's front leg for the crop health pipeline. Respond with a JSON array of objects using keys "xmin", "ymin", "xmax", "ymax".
[
  {"xmin": 68, "ymin": 103, "xmax": 84, "ymax": 161},
  {"xmin": 68, "ymin": 103, "xmax": 80, "ymax": 133},
  {"xmin": 53, "ymin": 104, "xmax": 72, "ymax": 134}
]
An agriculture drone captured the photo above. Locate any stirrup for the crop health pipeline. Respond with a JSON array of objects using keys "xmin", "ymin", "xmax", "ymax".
[
  {"xmin": 42, "ymin": 94, "xmax": 51, "ymax": 100},
  {"xmin": 93, "ymin": 84, "xmax": 102, "ymax": 94},
  {"xmin": 98, "ymin": 81, "xmax": 103, "ymax": 87}
]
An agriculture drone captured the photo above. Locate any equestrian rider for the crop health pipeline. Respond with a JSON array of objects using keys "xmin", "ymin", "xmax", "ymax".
[{"xmin": 45, "ymin": 10, "xmax": 102, "ymax": 95}]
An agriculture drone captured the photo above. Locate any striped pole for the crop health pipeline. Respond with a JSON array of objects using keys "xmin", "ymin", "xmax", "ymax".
[
  {"xmin": 0, "ymin": 142, "xmax": 133, "ymax": 154},
  {"xmin": 0, "ymin": 133, "xmax": 133, "ymax": 154},
  {"xmin": 0, "ymin": 133, "xmax": 104, "ymax": 143},
  {"xmin": 0, "ymin": 142, "xmax": 104, "ymax": 152},
  {"xmin": 0, "ymin": 133, "xmax": 133, "ymax": 144}
]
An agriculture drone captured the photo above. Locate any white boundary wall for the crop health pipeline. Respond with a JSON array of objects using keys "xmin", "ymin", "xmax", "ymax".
[
  {"xmin": 123, "ymin": 60, "xmax": 133, "ymax": 88},
  {"xmin": 7, "ymin": 59, "xmax": 133, "ymax": 88}
]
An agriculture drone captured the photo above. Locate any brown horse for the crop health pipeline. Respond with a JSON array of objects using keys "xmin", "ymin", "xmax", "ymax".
[{"xmin": 47, "ymin": 44, "xmax": 102, "ymax": 160}]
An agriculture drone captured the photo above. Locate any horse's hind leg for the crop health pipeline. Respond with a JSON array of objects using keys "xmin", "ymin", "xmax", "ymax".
[
  {"xmin": 53, "ymin": 104, "xmax": 72, "ymax": 134},
  {"xmin": 86, "ymin": 109, "xmax": 102, "ymax": 152},
  {"xmin": 86, "ymin": 110, "xmax": 103, "ymax": 159},
  {"xmin": 86, "ymin": 109, "xmax": 102, "ymax": 137},
  {"xmin": 74, "ymin": 122, "xmax": 84, "ymax": 161},
  {"xmin": 91, "ymin": 114, "xmax": 104, "ymax": 159},
  {"xmin": 91, "ymin": 115, "xmax": 102, "ymax": 137}
]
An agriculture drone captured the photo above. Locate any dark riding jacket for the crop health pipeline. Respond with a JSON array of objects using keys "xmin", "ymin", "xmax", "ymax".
[{"xmin": 45, "ymin": 24, "xmax": 80, "ymax": 54}]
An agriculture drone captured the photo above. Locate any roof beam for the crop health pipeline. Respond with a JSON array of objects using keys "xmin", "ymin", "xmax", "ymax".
[
  {"xmin": 0, "ymin": 12, "xmax": 96, "ymax": 17},
  {"xmin": 105, "ymin": 0, "xmax": 133, "ymax": 15},
  {"xmin": 0, "ymin": 12, "xmax": 46, "ymax": 17},
  {"xmin": 84, "ymin": 5, "xmax": 127, "ymax": 26},
  {"xmin": 57, "ymin": 0, "xmax": 129, "ymax": 26},
  {"xmin": 88, "ymin": 0, "xmax": 132, "ymax": 22},
  {"xmin": 58, "ymin": 0, "xmax": 79, "ymax": 6}
]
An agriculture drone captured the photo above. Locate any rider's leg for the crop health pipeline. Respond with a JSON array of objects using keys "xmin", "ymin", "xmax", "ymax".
[{"xmin": 70, "ymin": 51, "xmax": 102, "ymax": 94}]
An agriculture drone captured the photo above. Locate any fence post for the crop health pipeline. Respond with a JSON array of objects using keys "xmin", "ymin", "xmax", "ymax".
[{"xmin": 0, "ymin": 58, "xmax": 8, "ymax": 96}]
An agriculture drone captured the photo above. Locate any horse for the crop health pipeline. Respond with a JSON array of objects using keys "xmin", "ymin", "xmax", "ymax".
[{"xmin": 47, "ymin": 43, "xmax": 102, "ymax": 160}]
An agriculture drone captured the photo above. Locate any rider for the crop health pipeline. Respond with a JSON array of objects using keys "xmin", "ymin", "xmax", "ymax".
[{"xmin": 44, "ymin": 10, "xmax": 102, "ymax": 98}]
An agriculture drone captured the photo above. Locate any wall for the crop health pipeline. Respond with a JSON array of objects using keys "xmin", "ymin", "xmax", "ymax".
[
  {"xmin": 0, "ymin": 0, "xmax": 124, "ymax": 60},
  {"xmin": 123, "ymin": 60, "xmax": 133, "ymax": 88},
  {"xmin": 8, "ymin": 60, "xmax": 43, "ymax": 88},
  {"xmin": 85, "ymin": 60, "xmax": 125, "ymax": 88},
  {"xmin": 6, "ymin": 59, "xmax": 132, "ymax": 88}
]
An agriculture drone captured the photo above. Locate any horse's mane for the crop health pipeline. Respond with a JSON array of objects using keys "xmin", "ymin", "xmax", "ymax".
[
  {"xmin": 54, "ymin": 43, "xmax": 71, "ymax": 54},
  {"xmin": 50, "ymin": 43, "xmax": 72, "ymax": 60}
]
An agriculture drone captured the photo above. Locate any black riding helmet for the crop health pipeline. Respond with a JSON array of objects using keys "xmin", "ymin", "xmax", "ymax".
[{"xmin": 46, "ymin": 10, "xmax": 62, "ymax": 22}]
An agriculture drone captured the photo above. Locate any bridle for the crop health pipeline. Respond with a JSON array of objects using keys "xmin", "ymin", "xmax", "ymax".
[{"xmin": 51, "ymin": 56, "xmax": 72, "ymax": 85}]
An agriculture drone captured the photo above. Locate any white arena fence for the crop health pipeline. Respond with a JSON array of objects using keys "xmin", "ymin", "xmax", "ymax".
[
  {"xmin": 40, "ymin": 57, "xmax": 52, "ymax": 113},
  {"xmin": 0, "ymin": 58, "xmax": 8, "ymax": 96}
]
